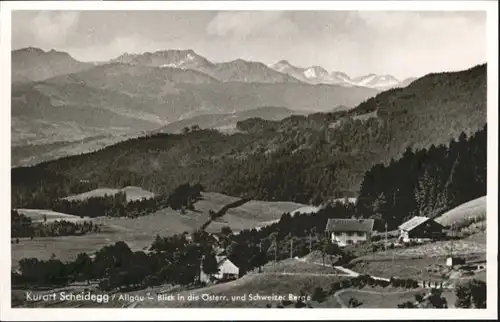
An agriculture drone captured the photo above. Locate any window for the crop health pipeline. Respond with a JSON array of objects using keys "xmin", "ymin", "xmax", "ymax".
[
  {"xmin": 347, "ymin": 232, "xmax": 354, "ymax": 237},
  {"xmin": 357, "ymin": 232, "xmax": 364, "ymax": 237}
]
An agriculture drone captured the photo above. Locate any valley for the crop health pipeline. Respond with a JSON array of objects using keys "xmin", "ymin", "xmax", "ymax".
[{"xmin": 9, "ymin": 46, "xmax": 489, "ymax": 310}]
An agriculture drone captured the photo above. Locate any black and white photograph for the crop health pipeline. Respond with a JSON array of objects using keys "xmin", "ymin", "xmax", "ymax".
[{"xmin": 0, "ymin": 1, "xmax": 498, "ymax": 320}]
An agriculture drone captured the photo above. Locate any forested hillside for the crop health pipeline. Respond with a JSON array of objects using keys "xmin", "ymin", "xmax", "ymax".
[
  {"xmin": 12, "ymin": 125, "xmax": 487, "ymax": 290},
  {"xmin": 357, "ymin": 125, "xmax": 486, "ymax": 230},
  {"xmin": 12, "ymin": 64, "xmax": 487, "ymax": 208}
]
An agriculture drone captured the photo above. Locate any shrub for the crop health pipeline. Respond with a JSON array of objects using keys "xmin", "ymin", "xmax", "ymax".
[
  {"xmin": 377, "ymin": 279, "xmax": 390, "ymax": 288},
  {"xmin": 348, "ymin": 297, "xmax": 362, "ymax": 308},
  {"xmin": 427, "ymin": 288, "xmax": 448, "ymax": 308},
  {"xmin": 295, "ymin": 301, "xmax": 307, "ymax": 308},
  {"xmin": 312, "ymin": 287, "xmax": 327, "ymax": 303},
  {"xmin": 98, "ymin": 279, "xmax": 112, "ymax": 291},
  {"xmin": 455, "ymin": 279, "xmax": 486, "ymax": 308},
  {"xmin": 330, "ymin": 282, "xmax": 342, "ymax": 294},
  {"xmin": 341, "ymin": 279, "xmax": 352, "ymax": 289},
  {"xmin": 397, "ymin": 300, "xmax": 416, "ymax": 308}
]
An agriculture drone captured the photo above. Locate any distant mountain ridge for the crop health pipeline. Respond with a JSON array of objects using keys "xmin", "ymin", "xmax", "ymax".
[
  {"xmin": 12, "ymin": 47, "xmax": 93, "ymax": 83},
  {"xmin": 10, "ymin": 46, "xmax": 455, "ymax": 168},
  {"xmin": 11, "ymin": 48, "xmax": 379, "ymax": 151},
  {"xmin": 112, "ymin": 50, "xmax": 303, "ymax": 84},
  {"xmin": 269, "ymin": 59, "xmax": 412, "ymax": 89},
  {"xmin": 12, "ymin": 46, "xmax": 415, "ymax": 89}
]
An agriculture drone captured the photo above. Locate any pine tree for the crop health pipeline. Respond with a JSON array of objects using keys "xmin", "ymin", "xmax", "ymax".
[{"xmin": 202, "ymin": 252, "xmax": 219, "ymax": 278}]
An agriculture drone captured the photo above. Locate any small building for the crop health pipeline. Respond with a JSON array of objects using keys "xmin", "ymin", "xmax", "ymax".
[
  {"xmin": 398, "ymin": 216, "xmax": 445, "ymax": 243},
  {"xmin": 200, "ymin": 256, "xmax": 239, "ymax": 283},
  {"xmin": 325, "ymin": 218, "xmax": 375, "ymax": 247},
  {"xmin": 446, "ymin": 256, "xmax": 466, "ymax": 268}
]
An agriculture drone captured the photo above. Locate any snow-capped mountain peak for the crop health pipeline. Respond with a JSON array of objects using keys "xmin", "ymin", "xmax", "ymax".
[
  {"xmin": 269, "ymin": 60, "xmax": 299, "ymax": 72},
  {"xmin": 269, "ymin": 58, "xmax": 407, "ymax": 89},
  {"xmin": 330, "ymin": 71, "xmax": 352, "ymax": 83},
  {"xmin": 304, "ymin": 66, "xmax": 329, "ymax": 79},
  {"xmin": 351, "ymin": 73, "xmax": 400, "ymax": 89},
  {"xmin": 112, "ymin": 49, "xmax": 214, "ymax": 70}
]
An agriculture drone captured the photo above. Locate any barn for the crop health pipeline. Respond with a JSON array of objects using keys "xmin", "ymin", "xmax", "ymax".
[{"xmin": 398, "ymin": 216, "xmax": 445, "ymax": 243}]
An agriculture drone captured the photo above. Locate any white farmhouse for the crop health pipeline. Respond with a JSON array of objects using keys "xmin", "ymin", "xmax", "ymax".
[{"xmin": 325, "ymin": 218, "xmax": 375, "ymax": 247}]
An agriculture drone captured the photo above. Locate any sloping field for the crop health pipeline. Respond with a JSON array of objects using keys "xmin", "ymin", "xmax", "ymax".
[
  {"xmin": 14, "ymin": 209, "xmax": 90, "ymax": 223},
  {"xmin": 62, "ymin": 186, "xmax": 155, "ymax": 202},
  {"xmin": 120, "ymin": 186, "xmax": 156, "ymax": 201},
  {"xmin": 12, "ymin": 192, "xmax": 309, "ymax": 269},
  {"xmin": 11, "ymin": 234, "xmax": 140, "ymax": 270},
  {"xmin": 435, "ymin": 196, "xmax": 486, "ymax": 227},
  {"xmin": 349, "ymin": 256, "xmax": 450, "ymax": 282},
  {"xmin": 193, "ymin": 192, "xmax": 308, "ymax": 230},
  {"xmin": 302, "ymin": 250, "xmax": 339, "ymax": 267},
  {"xmin": 94, "ymin": 192, "xmax": 308, "ymax": 235},
  {"xmin": 348, "ymin": 238, "xmax": 486, "ymax": 282},
  {"xmin": 258, "ymin": 258, "xmax": 341, "ymax": 275},
  {"xmin": 336, "ymin": 288, "xmax": 447, "ymax": 308},
  {"xmin": 467, "ymin": 231, "xmax": 486, "ymax": 245},
  {"xmin": 291, "ymin": 206, "xmax": 320, "ymax": 216},
  {"xmin": 62, "ymin": 188, "xmax": 120, "ymax": 201},
  {"xmin": 353, "ymin": 239, "xmax": 486, "ymax": 261}
]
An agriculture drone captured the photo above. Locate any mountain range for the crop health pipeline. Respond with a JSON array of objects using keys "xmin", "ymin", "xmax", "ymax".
[
  {"xmin": 12, "ymin": 47, "xmax": 94, "ymax": 84},
  {"xmin": 13, "ymin": 47, "xmax": 415, "ymax": 89},
  {"xmin": 111, "ymin": 50, "xmax": 303, "ymax": 84},
  {"xmin": 269, "ymin": 59, "xmax": 416, "ymax": 89},
  {"xmin": 12, "ymin": 47, "xmax": 465, "ymax": 168},
  {"xmin": 11, "ymin": 48, "xmax": 381, "ymax": 160}
]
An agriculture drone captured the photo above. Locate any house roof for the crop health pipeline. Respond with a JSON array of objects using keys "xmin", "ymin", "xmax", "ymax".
[
  {"xmin": 216, "ymin": 256, "xmax": 238, "ymax": 269},
  {"xmin": 325, "ymin": 218, "xmax": 375, "ymax": 233},
  {"xmin": 398, "ymin": 216, "xmax": 431, "ymax": 231}
]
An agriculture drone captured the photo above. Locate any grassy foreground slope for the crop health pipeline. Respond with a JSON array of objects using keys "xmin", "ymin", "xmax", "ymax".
[{"xmin": 434, "ymin": 196, "xmax": 486, "ymax": 227}]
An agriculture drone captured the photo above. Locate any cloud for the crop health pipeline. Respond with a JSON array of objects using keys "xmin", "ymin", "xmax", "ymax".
[
  {"xmin": 205, "ymin": 11, "xmax": 294, "ymax": 38},
  {"xmin": 28, "ymin": 11, "xmax": 80, "ymax": 47},
  {"xmin": 353, "ymin": 11, "xmax": 485, "ymax": 35}
]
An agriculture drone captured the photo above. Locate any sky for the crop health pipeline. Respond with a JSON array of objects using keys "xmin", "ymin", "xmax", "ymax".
[{"xmin": 12, "ymin": 10, "xmax": 487, "ymax": 80}]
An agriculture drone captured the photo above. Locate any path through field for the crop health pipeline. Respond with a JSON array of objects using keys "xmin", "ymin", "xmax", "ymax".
[
  {"xmin": 262, "ymin": 272, "xmax": 350, "ymax": 277},
  {"xmin": 296, "ymin": 257, "xmax": 455, "ymax": 289},
  {"xmin": 295, "ymin": 257, "xmax": 388, "ymax": 280},
  {"xmin": 333, "ymin": 288, "xmax": 425, "ymax": 308}
]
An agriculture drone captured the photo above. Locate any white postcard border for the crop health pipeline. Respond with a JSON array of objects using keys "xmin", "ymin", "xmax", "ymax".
[{"xmin": 0, "ymin": 1, "xmax": 498, "ymax": 320}]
